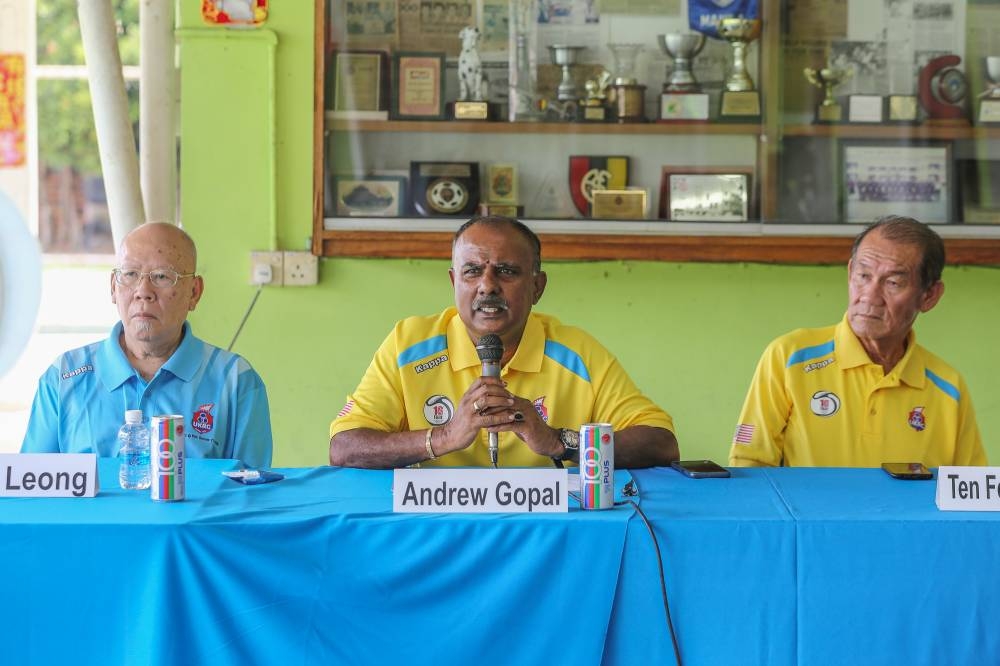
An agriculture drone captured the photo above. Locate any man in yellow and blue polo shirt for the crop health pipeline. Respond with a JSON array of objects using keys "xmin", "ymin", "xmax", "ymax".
[
  {"xmin": 729, "ymin": 216, "xmax": 985, "ymax": 468},
  {"xmin": 329, "ymin": 215, "xmax": 678, "ymax": 469}
]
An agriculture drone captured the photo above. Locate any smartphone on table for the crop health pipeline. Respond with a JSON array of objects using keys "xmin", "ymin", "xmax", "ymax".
[
  {"xmin": 881, "ymin": 462, "xmax": 933, "ymax": 480},
  {"xmin": 670, "ymin": 459, "xmax": 731, "ymax": 478}
]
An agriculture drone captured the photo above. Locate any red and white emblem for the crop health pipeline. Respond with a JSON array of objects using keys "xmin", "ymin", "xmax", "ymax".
[
  {"xmin": 191, "ymin": 403, "xmax": 215, "ymax": 434},
  {"xmin": 908, "ymin": 406, "xmax": 926, "ymax": 432},
  {"xmin": 533, "ymin": 396, "xmax": 549, "ymax": 423}
]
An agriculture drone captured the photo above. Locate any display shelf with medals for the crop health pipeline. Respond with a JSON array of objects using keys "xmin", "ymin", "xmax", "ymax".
[{"xmin": 313, "ymin": 0, "xmax": 1000, "ymax": 266}]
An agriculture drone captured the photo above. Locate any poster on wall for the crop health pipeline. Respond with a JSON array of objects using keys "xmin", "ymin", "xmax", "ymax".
[
  {"xmin": 201, "ymin": 0, "xmax": 269, "ymax": 26},
  {"xmin": 0, "ymin": 53, "xmax": 26, "ymax": 168}
]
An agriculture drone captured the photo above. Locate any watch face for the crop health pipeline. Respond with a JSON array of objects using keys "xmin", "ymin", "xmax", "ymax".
[{"xmin": 561, "ymin": 428, "xmax": 580, "ymax": 449}]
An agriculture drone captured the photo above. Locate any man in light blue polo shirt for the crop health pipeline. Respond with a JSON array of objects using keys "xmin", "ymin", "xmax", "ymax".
[{"xmin": 21, "ymin": 222, "xmax": 272, "ymax": 468}]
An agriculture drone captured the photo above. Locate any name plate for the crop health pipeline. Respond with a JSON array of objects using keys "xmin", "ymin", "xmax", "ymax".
[
  {"xmin": 0, "ymin": 453, "xmax": 99, "ymax": 498},
  {"xmin": 393, "ymin": 468, "xmax": 568, "ymax": 513},
  {"xmin": 660, "ymin": 93, "xmax": 710, "ymax": 121},
  {"xmin": 936, "ymin": 466, "xmax": 1000, "ymax": 511}
]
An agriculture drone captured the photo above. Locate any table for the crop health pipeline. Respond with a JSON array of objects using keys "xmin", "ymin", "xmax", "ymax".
[{"xmin": 0, "ymin": 461, "xmax": 996, "ymax": 665}]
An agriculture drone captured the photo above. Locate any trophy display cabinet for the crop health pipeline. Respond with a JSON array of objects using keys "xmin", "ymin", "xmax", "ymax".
[{"xmin": 313, "ymin": 0, "xmax": 1000, "ymax": 265}]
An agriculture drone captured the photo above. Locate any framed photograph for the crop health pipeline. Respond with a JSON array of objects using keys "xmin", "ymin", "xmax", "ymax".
[
  {"xmin": 391, "ymin": 52, "xmax": 446, "ymax": 120},
  {"xmin": 658, "ymin": 168, "xmax": 754, "ymax": 221},
  {"xmin": 330, "ymin": 51, "xmax": 388, "ymax": 116},
  {"xmin": 486, "ymin": 163, "xmax": 518, "ymax": 205},
  {"xmin": 330, "ymin": 175, "xmax": 407, "ymax": 217},
  {"xmin": 840, "ymin": 141, "xmax": 953, "ymax": 224}
]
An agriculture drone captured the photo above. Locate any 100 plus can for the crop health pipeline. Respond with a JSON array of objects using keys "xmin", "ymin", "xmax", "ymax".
[
  {"xmin": 580, "ymin": 423, "xmax": 614, "ymax": 510},
  {"xmin": 150, "ymin": 415, "xmax": 185, "ymax": 501}
]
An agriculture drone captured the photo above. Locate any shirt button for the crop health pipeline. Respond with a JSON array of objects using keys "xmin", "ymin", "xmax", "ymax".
[{"xmin": 870, "ymin": 408, "xmax": 877, "ymax": 415}]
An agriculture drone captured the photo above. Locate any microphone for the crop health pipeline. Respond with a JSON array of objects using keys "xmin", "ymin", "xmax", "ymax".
[{"xmin": 475, "ymin": 334, "xmax": 504, "ymax": 468}]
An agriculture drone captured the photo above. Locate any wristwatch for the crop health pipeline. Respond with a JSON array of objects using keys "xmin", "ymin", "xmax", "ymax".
[{"xmin": 556, "ymin": 427, "xmax": 580, "ymax": 462}]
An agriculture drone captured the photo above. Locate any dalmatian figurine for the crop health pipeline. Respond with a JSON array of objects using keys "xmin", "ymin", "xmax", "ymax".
[{"xmin": 458, "ymin": 26, "xmax": 489, "ymax": 102}]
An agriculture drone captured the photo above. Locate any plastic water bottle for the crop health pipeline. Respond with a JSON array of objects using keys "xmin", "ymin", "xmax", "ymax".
[{"xmin": 118, "ymin": 409, "xmax": 151, "ymax": 490}]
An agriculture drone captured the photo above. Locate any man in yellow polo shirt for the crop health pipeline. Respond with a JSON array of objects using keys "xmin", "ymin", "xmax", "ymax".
[
  {"xmin": 329, "ymin": 215, "xmax": 679, "ymax": 469},
  {"xmin": 729, "ymin": 215, "xmax": 985, "ymax": 468}
]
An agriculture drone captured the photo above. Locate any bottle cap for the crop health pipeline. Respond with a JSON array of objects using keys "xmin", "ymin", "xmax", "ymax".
[{"xmin": 125, "ymin": 409, "xmax": 143, "ymax": 424}]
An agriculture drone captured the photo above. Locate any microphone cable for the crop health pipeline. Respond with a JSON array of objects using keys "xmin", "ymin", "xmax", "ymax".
[
  {"xmin": 562, "ymin": 471, "xmax": 682, "ymax": 665},
  {"xmin": 624, "ymin": 493, "xmax": 683, "ymax": 666}
]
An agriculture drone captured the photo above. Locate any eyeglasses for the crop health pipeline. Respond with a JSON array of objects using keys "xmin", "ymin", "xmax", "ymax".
[{"xmin": 113, "ymin": 268, "xmax": 196, "ymax": 289}]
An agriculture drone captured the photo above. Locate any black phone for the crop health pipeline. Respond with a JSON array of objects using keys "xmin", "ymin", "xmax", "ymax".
[
  {"xmin": 671, "ymin": 459, "xmax": 731, "ymax": 478},
  {"xmin": 881, "ymin": 462, "xmax": 933, "ymax": 480}
]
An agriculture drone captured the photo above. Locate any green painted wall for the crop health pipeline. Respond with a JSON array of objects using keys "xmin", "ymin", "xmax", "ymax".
[{"xmin": 177, "ymin": 4, "xmax": 999, "ymax": 467}]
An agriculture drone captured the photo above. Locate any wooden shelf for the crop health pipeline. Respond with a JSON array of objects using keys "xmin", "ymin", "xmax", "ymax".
[
  {"xmin": 327, "ymin": 116, "xmax": 762, "ymax": 136},
  {"xmin": 317, "ymin": 229, "xmax": 1000, "ymax": 265},
  {"xmin": 782, "ymin": 123, "xmax": 1000, "ymax": 140}
]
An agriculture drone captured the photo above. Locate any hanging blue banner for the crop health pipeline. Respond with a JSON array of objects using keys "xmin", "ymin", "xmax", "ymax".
[{"xmin": 689, "ymin": 0, "xmax": 759, "ymax": 39}]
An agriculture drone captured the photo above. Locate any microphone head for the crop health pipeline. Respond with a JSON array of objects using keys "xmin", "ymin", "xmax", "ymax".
[{"xmin": 475, "ymin": 334, "xmax": 504, "ymax": 362}]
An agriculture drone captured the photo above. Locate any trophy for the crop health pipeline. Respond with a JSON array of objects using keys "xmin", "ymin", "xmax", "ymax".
[
  {"xmin": 453, "ymin": 26, "xmax": 499, "ymax": 120},
  {"xmin": 606, "ymin": 43, "xmax": 646, "ymax": 122},
  {"xmin": 580, "ymin": 70, "xmax": 611, "ymax": 122},
  {"xmin": 548, "ymin": 45, "xmax": 586, "ymax": 102},
  {"xmin": 509, "ymin": 0, "xmax": 542, "ymax": 122},
  {"xmin": 717, "ymin": 17, "xmax": 761, "ymax": 119},
  {"xmin": 659, "ymin": 33, "xmax": 705, "ymax": 92},
  {"xmin": 978, "ymin": 56, "xmax": 1000, "ymax": 125},
  {"xmin": 803, "ymin": 65, "xmax": 852, "ymax": 123},
  {"xmin": 657, "ymin": 32, "xmax": 709, "ymax": 121}
]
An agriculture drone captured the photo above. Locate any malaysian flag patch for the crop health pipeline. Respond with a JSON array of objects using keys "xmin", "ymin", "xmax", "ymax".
[
  {"xmin": 337, "ymin": 400, "xmax": 354, "ymax": 418},
  {"xmin": 733, "ymin": 423, "xmax": 755, "ymax": 445}
]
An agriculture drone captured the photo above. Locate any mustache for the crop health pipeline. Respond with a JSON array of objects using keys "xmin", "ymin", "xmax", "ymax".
[{"xmin": 473, "ymin": 296, "xmax": 508, "ymax": 311}]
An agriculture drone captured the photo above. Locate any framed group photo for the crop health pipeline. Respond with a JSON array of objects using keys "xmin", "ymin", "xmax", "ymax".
[
  {"xmin": 840, "ymin": 141, "xmax": 953, "ymax": 224},
  {"xmin": 658, "ymin": 168, "xmax": 754, "ymax": 221}
]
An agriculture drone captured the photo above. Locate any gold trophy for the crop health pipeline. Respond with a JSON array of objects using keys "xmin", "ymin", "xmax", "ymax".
[
  {"xmin": 606, "ymin": 43, "xmax": 647, "ymax": 122},
  {"xmin": 717, "ymin": 17, "xmax": 761, "ymax": 119},
  {"xmin": 978, "ymin": 56, "xmax": 1000, "ymax": 124},
  {"xmin": 580, "ymin": 70, "xmax": 611, "ymax": 122},
  {"xmin": 803, "ymin": 65, "xmax": 852, "ymax": 123}
]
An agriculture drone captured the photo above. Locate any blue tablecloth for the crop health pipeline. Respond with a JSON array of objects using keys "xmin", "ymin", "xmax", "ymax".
[{"xmin": 0, "ymin": 461, "xmax": 997, "ymax": 665}]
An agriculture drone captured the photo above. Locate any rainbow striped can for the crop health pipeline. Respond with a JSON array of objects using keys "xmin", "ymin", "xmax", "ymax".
[
  {"xmin": 580, "ymin": 423, "xmax": 614, "ymax": 510},
  {"xmin": 150, "ymin": 415, "xmax": 185, "ymax": 501}
]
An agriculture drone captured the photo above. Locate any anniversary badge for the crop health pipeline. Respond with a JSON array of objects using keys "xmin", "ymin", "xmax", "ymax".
[{"xmin": 410, "ymin": 161, "xmax": 481, "ymax": 216}]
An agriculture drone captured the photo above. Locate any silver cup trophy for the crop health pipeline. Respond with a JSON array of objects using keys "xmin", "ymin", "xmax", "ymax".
[
  {"xmin": 548, "ymin": 45, "xmax": 586, "ymax": 102},
  {"xmin": 658, "ymin": 33, "xmax": 706, "ymax": 93}
]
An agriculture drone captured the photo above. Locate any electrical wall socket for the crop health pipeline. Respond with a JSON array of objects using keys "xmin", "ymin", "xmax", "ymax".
[
  {"xmin": 250, "ymin": 251, "xmax": 283, "ymax": 286},
  {"xmin": 282, "ymin": 251, "xmax": 319, "ymax": 286}
]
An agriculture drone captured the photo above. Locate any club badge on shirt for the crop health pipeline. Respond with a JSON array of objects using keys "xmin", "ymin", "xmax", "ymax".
[
  {"xmin": 533, "ymin": 396, "xmax": 549, "ymax": 423},
  {"xmin": 424, "ymin": 395, "xmax": 454, "ymax": 426},
  {"xmin": 810, "ymin": 390, "xmax": 840, "ymax": 417},
  {"xmin": 908, "ymin": 406, "xmax": 926, "ymax": 432},
  {"xmin": 191, "ymin": 403, "xmax": 216, "ymax": 434}
]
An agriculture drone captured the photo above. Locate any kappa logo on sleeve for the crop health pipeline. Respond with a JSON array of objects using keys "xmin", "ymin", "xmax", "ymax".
[{"xmin": 191, "ymin": 403, "xmax": 215, "ymax": 434}]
